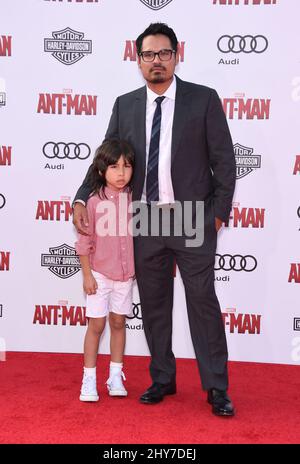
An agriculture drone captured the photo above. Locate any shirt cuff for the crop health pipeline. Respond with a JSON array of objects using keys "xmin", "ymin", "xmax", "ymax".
[
  {"xmin": 75, "ymin": 242, "xmax": 92, "ymax": 256},
  {"xmin": 73, "ymin": 199, "xmax": 86, "ymax": 207}
]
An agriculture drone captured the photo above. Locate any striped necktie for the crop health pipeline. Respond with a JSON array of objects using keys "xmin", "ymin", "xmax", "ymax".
[{"xmin": 146, "ymin": 96, "xmax": 165, "ymax": 204}]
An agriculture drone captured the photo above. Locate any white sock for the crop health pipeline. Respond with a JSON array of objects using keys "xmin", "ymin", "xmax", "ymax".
[
  {"xmin": 110, "ymin": 362, "xmax": 123, "ymax": 378},
  {"xmin": 110, "ymin": 361, "xmax": 123, "ymax": 371},
  {"xmin": 83, "ymin": 366, "xmax": 96, "ymax": 377}
]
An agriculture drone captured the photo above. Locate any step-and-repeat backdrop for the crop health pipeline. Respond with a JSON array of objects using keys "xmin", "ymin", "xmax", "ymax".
[{"xmin": 1, "ymin": 0, "xmax": 299, "ymax": 365}]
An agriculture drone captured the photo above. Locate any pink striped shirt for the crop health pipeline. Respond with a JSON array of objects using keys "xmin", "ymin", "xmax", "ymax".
[{"xmin": 75, "ymin": 187, "xmax": 135, "ymax": 282}]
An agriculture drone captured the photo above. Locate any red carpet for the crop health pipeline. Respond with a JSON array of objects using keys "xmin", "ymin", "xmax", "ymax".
[{"xmin": 0, "ymin": 352, "xmax": 299, "ymax": 444}]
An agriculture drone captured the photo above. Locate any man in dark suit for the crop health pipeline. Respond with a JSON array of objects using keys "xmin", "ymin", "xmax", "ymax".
[{"xmin": 73, "ymin": 23, "xmax": 236, "ymax": 416}]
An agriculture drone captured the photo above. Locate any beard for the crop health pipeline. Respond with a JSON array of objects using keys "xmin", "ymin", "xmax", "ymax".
[
  {"xmin": 147, "ymin": 66, "xmax": 167, "ymax": 83},
  {"xmin": 148, "ymin": 75, "xmax": 166, "ymax": 83}
]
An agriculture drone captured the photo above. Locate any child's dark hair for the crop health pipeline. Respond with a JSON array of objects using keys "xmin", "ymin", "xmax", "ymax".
[{"xmin": 89, "ymin": 139, "xmax": 135, "ymax": 198}]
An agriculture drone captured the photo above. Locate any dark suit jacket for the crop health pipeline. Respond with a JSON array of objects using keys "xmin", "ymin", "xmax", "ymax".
[{"xmin": 74, "ymin": 75, "xmax": 236, "ymax": 222}]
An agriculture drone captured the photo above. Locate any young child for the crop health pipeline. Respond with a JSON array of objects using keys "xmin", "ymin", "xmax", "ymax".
[{"xmin": 75, "ymin": 139, "xmax": 135, "ymax": 402}]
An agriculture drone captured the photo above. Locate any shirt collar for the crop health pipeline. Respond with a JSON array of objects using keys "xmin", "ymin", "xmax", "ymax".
[
  {"xmin": 104, "ymin": 185, "xmax": 128, "ymax": 199},
  {"xmin": 146, "ymin": 76, "xmax": 176, "ymax": 104}
]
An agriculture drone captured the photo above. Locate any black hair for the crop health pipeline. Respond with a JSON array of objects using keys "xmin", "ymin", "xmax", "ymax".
[
  {"xmin": 89, "ymin": 139, "xmax": 135, "ymax": 199},
  {"xmin": 136, "ymin": 22, "xmax": 178, "ymax": 55}
]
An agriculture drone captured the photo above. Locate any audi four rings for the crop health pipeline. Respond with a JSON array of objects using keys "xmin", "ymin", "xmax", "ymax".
[
  {"xmin": 217, "ymin": 35, "xmax": 268, "ymax": 54},
  {"xmin": 126, "ymin": 303, "xmax": 142, "ymax": 320},
  {"xmin": 215, "ymin": 254, "xmax": 257, "ymax": 272},
  {"xmin": 42, "ymin": 142, "xmax": 91, "ymax": 159},
  {"xmin": 0, "ymin": 194, "xmax": 6, "ymax": 209}
]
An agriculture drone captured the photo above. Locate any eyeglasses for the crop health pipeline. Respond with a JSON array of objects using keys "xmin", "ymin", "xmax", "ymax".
[{"xmin": 138, "ymin": 49, "xmax": 176, "ymax": 62}]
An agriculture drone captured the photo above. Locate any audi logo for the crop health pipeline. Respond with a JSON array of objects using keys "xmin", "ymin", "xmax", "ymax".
[
  {"xmin": 215, "ymin": 254, "xmax": 257, "ymax": 272},
  {"xmin": 42, "ymin": 142, "xmax": 91, "ymax": 160},
  {"xmin": 217, "ymin": 35, "xmax": 268, "ymax": 54},
  {"xmin": 0, "ymin": 194, "xmax": 6, "ymax": 209},
  {"xmin": 297, "ymin": 206, "xmax": 300, "ymax": 219},
  {"xmin": 126, "ymin": 303, "xmax": 142, "ymax": 320}
]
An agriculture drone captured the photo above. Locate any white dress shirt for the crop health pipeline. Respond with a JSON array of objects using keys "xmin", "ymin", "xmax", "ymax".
[
  {"xmin": 75, "ymin": 79, "xmax": 176, "ymax": 207},
  {"xmin": 141, "ymin": 77, "xmax": 176, "ymax": 205}
]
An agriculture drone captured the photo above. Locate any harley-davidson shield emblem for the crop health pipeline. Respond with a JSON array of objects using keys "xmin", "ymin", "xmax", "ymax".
[
  {"xmin": 139, "ymin": 0, "xmax": 174, "ymax": 11},
  {"xmin": 234, "ymin": 143, "xmax": 261, "ymax": 180},
  {"xmin": 41, "ymin": 243, "xmax": 81, "ymax": 279},
  {"xmin": 44, "ymin": 27, "xmax": 92, "ymax": 65}
]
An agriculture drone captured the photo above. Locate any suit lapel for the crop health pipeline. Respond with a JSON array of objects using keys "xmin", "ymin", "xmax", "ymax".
[
  {"xmin": 132, "ymin": 86, "xmax": 147, "ymax": 199},
  {"xmin": 134, "ymin": 86, "xmax": 147, "ymax": 173},
  {"xmin": 171, "ymin": 76, "xmax": 190, "ymax": 164}
]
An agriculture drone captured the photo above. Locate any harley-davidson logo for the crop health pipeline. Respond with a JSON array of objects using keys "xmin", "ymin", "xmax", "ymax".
[
  {"xmin": 234, "ymin": 143, "xmax": 261, "ymax": 179},
  {"xmin": 139, "ymin": 0, "xmax": 174, "ymax": 10},
  {"xmin": 41, "ymin": 243, "xmax": 81, "ymax": 279},
  {"xmin": 44, "ymin": 27, "xmax": 92, "ymax": 65}
]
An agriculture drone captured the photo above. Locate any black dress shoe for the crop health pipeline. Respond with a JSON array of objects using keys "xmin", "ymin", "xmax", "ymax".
[
  {"xmin": 140, "ymin": 382, "xmax": 177, "ymax": 404},
  {"xmin": 207, "ymin": 388, "xmax": 235, "ymax": 416}
]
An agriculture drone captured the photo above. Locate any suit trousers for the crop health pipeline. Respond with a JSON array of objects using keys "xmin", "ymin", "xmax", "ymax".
[{"xmin": 133, "ymin": 201, "xmax": 229, "ymax": 391}]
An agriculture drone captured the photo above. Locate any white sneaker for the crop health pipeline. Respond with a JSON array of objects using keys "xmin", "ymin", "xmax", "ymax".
[
  {"xmin": 106, "ymin": 370, "xmax": 128, "ymax": 397},
  {"xmin": 79, "ymin": 374, "xmax": 99, "ymax": 402}
]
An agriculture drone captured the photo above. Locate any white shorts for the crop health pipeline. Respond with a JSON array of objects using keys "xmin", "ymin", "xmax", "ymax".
[{"xmin": 86, "ymin": 270, "xmax": 133, "ymax": 318}]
